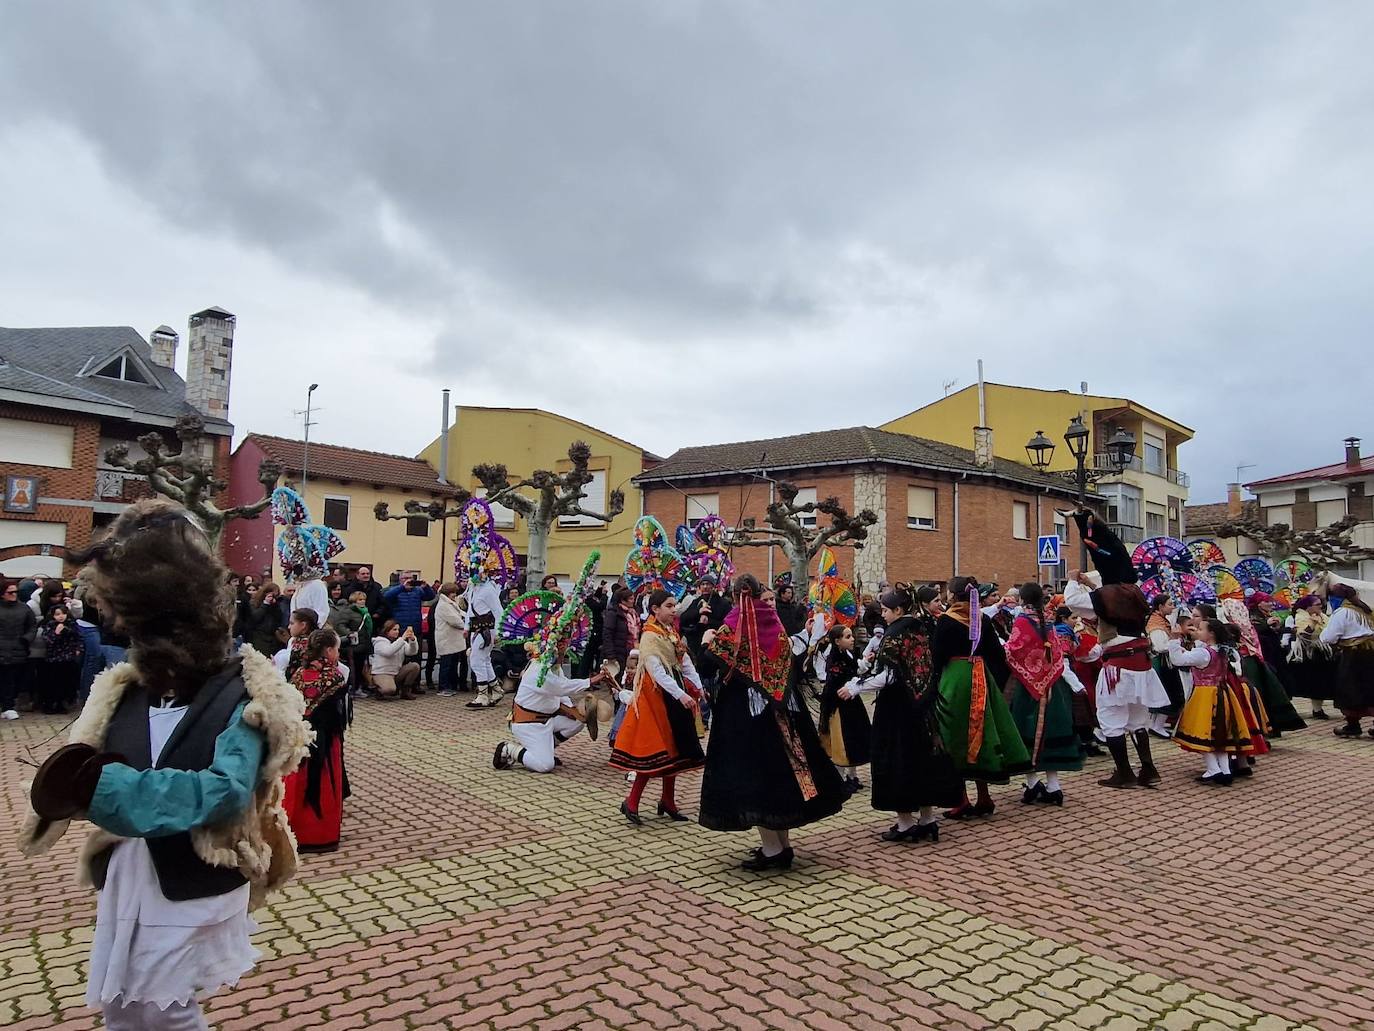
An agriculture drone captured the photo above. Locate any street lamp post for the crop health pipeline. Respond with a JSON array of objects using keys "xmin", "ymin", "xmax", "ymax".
[
  {"xmin": 1025, "ymin": 418, "xmax": 1136, "ymax": 570},
  {"xmin": 302, "ymin": 383, "xmax": 319, "ymax": 491}
]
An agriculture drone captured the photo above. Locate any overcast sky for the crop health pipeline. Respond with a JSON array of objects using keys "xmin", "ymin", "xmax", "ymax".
[{"xmin": 2, "ymin": 2, "xmax": 1371, "ymax": 502}]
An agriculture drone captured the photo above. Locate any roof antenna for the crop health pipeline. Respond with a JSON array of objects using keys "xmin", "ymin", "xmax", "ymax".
[
  {"xmin": 1236, "ymin": 462, "xmax": 1255, "ymax": 483},
  {"xmin": 942, "ymin": 378, "xmax": 958, "ymax": 397}
]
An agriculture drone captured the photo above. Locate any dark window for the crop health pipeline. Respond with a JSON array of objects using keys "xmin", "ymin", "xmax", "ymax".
[
  {"xmin": 93, "ymin": 354, "xmax": 150, "ymax": 384},
  {"xmin": 322, "ymin": 497, "xmax": 349, "ymax": 531},
  {"xmin": 406, "ymin": 515, "xmax": 430, "ymax": 537}
]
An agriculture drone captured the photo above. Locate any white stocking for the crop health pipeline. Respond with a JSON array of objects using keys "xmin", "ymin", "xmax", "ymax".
[
  {"xmin": 1044, "ymin": 771, "xmax": 1061, "ymax": 792},
  {"xmin": 895, "ymin": 811, "xmax": 916, "ymax": 831},
  {"xmin": 757, "ymin": 828, "xmax": 784, "ymax": 857},
  {"xmin": 1202, "ymin": 752, "xmax": 1219, "ymax": 776},
  {"xmin": 917, "ymin": 805, "xmax": 937, "ymax": 825},
  {"xmin": 1216, "ymin": 753, "xmax": 1231, "ymax": 774},
  {"xmin": 1024, "ymin": 771, "xmax": 1042, "ymax": 789}
]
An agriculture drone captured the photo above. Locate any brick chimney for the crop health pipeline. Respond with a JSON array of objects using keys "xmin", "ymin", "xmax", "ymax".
[
  {"xmin": 186, "ymin": 307, "xmax": 235, "ymax": 420},
  {"xmin": 1345, "ymin": 437, "xmax": 1361, "ymax": 469},
  {"xmin": 973, "ymin": 426, "xmax": 994, "ymax": 469},
  {"xmin": 148, "ymin": 325, "xmax": 178, "ymax": 369},
  {"xmin": 1226, "ymin": 482, "xmax": 1243, "ymax": 518}
]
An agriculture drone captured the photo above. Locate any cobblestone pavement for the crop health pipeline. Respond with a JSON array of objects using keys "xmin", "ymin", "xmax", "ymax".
[{"xmin": 3, "ymin": 693, "xmax": 1372, "ymax": 1030}]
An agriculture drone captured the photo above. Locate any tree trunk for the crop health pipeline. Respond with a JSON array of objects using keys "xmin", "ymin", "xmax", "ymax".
[
  {"xmin": 785, "ymin": 540, "xmax": 809, "ymax": 597},
  {"xmin": 524, "ymin": 515, "xmax": 551, "ymax": 592}
]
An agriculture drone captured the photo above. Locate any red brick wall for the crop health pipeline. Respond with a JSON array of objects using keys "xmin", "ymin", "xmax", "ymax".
[
  {"xmin": 0, "ymin": 402, "xmax": 100, "ymax": 569},
  {"xmin": 643, "ymin": 466, "xmax": 1078, "ymax": 591},
  {"xmin": 224, "ymin": 437, "xmax": 274, "ymax": 576}
]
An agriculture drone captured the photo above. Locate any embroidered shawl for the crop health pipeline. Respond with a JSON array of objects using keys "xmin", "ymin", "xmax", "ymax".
[{"xmin": 1005, "ymin": 614, "xmax": 1068, "ymax": 701}]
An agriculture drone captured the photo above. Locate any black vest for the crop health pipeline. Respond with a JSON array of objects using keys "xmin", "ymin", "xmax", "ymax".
[{"xmin": 90, "ymin": 659, "xmax": 251, "ymax": 901}]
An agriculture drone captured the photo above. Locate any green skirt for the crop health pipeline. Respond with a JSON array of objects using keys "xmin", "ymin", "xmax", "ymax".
[
  {"xmin": 1007, "ymin": 676, "xmax": 1085, "ymax": 772},
  {"xmin": 1242, "ymin": 655, "xmax": 1306, "ymax": 734},
  {"xmin": 938, "ymin": 658, "xmax": 1032, "ymax": 782}
]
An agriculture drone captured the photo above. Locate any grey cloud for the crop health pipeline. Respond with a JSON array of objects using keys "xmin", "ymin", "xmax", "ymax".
[{"xmin": 2, "ymin": 1, "xmax": 1373, "ymax": 496}]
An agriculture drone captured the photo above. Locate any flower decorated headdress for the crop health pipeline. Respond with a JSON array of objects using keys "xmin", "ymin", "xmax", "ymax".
[
  {"xmin": 623, "ymin": 516, "xmax": 691, "ymax": 600},
  {"xmin": 454, "ymin": 497, "xmax": 520, "ymax": 587},
  {"xmin": 674, "ymin": 515, "xmax": 735, "ymax": 590},
  {"xmin": 272, "ymin": 486, "xmax": 345, "ymax": 582},
  {"xmin": 533, "ymin": 550, "xmax": 600, "ymax": 686}
]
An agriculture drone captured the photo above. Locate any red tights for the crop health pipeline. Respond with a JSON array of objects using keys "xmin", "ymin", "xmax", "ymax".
[{"xmin": 625, "ymin": 773, "xmax": 676, "ymax": 813}]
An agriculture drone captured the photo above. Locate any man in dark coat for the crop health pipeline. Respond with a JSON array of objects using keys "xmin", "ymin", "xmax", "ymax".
[{"xmin": 343, "ymin": 565, "xmax": 388, "ymax": 622}]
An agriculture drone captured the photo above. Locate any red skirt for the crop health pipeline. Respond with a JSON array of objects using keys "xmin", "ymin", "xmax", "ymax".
[
  {"xmin": 1231, "ymin": 680, "xmax": 1271, "ymax": 757},
  {"xmin": 284, "ymin": 737, "xmax": 344, "ymax": 849}
]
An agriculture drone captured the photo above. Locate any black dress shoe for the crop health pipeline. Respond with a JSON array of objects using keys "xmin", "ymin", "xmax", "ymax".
[
  {"xmin": 620, "ymin": 802, "xmax": 642, "ymax": 826},
  {"xmin": 1310, "ymin": 709, "xmax": 1331, "ymax": 720},
  {"xmin": 1038, "ymin": 789, "xmax": 1064, "ymax": 806},
  {"xmin": 657, "ymin": 802, "xmax": 689, "ymax": 821},
  {"xmin": 741, "ymin": 847, "xmax": 793, "ymax": 871},
  {"xmin": 972, "ymin": 799, "xmax": 996, "ymax": 817},
  {"xmin": 914, "ymin": 821, "xmax": 939, "ymax": 842},
  {"xmin": 1231, "ymin": 764, "xmax": 1252, "ymax": 778},
  {"xmin": 1021, "ymin": 782, "xmax": 1046, "ymax": 805},
  {"xmin": 880, "ymin": 824, "xmax": 920, "ymax": 842}
]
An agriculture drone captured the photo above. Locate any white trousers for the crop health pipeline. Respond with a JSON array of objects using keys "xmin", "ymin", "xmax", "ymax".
[
  {"xmin": 103, "ymin": 998, "xmax": 208, "ymax": 1031},
  {"xmin": 1097, "ymin": 698, "xmax": 1150, "ymax": 737},
  {"xmin": 470, "ymin": 637, "xmax": 496, "ymax": 682},
  {"xmin": 511, "ymin": 715, "xmax": 584, "ymax": 772}
]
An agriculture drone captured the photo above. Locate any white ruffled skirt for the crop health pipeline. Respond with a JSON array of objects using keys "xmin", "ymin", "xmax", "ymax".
[{"xmin": 86, "ymin": 840, "xmax": 258, "ymax": 1011}]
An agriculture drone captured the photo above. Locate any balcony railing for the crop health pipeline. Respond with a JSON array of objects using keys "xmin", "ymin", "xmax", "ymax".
[
  {"xmin": 1108, "ymin": 522, "xmax": 1145, "ymax": 544},
  {"xmin": 1091, "ymin": 453, "xmax": 1189, "ymax": 488}
]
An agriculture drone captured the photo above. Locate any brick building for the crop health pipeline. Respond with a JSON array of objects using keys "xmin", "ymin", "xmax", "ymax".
[
  {"xmin": 0, "ymin": 308, "xmax": 236, "ymax": 577},
  {"xmin": 634, "ymin": 426, "xmax": 1090, "ymax": 592}
]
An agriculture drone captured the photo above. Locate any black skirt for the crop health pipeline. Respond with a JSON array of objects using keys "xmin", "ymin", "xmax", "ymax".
[
  {"xmin": 817, "ymin": 681, "xmax": 872, "ymax": 768},
  {"xmin": 870, "ymin": 686, "xmax": 963, "ymax": 813},
  {"xmin": 698, "ymin": 673, "xmax": 847, "ymax": 832},
  {"xmin": 1151, "ymin": 660, "xmax": 1185, "ymax": 716},
  {"xmin": 1288, "ymin": 652, "xmax": 1338, "ymax": 701},
  {"xmin": 1334, "ymin": 646, "xmax": 1374, "ymax": 716}
]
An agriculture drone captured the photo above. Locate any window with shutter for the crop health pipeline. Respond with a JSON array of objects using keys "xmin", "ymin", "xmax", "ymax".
[
  {"xmin": 1012, "ymin": 501, "xmax": 1030, "ymax": 540},
  {"xmin": 794, "ymin": 488, "xmax": 818, "ymax": 528},
  {"xmin": 322, "ymin": 496, "xmax": 350, "ymax": 531},
  {"xmin": 907, "ymin": 486, "xmax": 936, "ymax": 530},
  {"xmin": 686, "ymin": 493, "xmax": 720, "ymax": 529},
  {"xmin": 559, "ymin": 470, "xmax": 608, "ymax": 527}
]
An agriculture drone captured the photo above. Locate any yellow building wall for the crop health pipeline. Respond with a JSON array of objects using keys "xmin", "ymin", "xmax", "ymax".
[
  {"xmin": 271, "ymin": 479, "xmax": 446, "ymax": 585},
  {"xmin": 417, "ymin": 407, "xmax": 644, "ymax": 583},
  {"xmin": 881, "ymin": 385, "xmax": 1191, "ymax": 529}
]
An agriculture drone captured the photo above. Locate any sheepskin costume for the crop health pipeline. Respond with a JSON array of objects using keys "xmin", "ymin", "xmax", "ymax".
[{"xmin": 17, "ymin": 644, "xmax": 312, "ymax": 911}]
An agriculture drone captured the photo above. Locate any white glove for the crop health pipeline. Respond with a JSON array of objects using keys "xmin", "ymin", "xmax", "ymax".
[{"xmin": 617, "ymin": 689, "xmax": 633, "ymax": 705}]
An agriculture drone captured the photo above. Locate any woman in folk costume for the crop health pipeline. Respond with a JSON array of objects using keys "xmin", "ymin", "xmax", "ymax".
[
  {"xmin": 816, "ymin": 623, "xmax": 871, "ymax": 795},
  {"xmin": 610, "ymin": 589, "xmax": 706, "ymax": 823},
  {"xmin": 18, "ymin": 500, "xmax": 310, "ymax": 1031},
  {"xmin": 1219, "ymin": 597, "xmax": 1306, "ymax": 735},
  {"xmin": 283, "ymin": 628, "xmax": 351, "ymax": 853},
  {"xmin": 839, "ymin": 585, "xmax": 961, "ymax": 842},
  {"xmin": 1145, "ymin": 594, "xmax": 1186, "ymax": 739},
  {"xmin": 1169, "ymin": 617, "xmax": 1264, "ymax": 785},
  {"xmin": 931, "ymin": 577, "xmax": 1030, "ymax": 818},
  {"xmin": 1003, "ymin": 583, "xmax": 1087, "ymax": 806},
  {"xmin": 1287, "ymin": 594, "xmax": 1338, "ymax": 720},
  {"xmin": 700, "ymin": 573, "xmax": 846, "ymax": 871},
  {"xmin": 1320, "ymin": 584, "xmax": 1374, "ymax": 737}
]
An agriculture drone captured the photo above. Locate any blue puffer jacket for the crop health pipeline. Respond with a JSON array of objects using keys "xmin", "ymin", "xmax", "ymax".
[{"xmin": 382, "ymin": 583, "xmax": 435, "ymax": 633}]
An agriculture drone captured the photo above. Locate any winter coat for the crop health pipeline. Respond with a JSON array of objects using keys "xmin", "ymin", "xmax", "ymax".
[
  {"xmin": 601, "ymin": 604, "xmax": 640, "ymax": 666},
  {"xmin": 382, "ymin": 583, "xmax": 435, "ymax": 633},
  {"xmin": 329, "ymin": 601, "xmax": 364, "ymax": 648},
  {"xmin": 0, "ymin": 599, "xmax": 37, "ymax": 665},
  {"xmin": 41, "ymin": 620, "xmax": 85, "ymax": 664},
  {"xmin": 434, "ymin": 595, "xmax": 468, "ymax": 656},
  {"xmin": 246, "ymin": 601, "xmax": 285, "ymax": 657},
  {"xmin": 371, "ymin": 634, "xmax": 419, "ymax": 676},
  {"xmin": 343, "ymin": 579, "xmax": 387, "ymax": 620}
]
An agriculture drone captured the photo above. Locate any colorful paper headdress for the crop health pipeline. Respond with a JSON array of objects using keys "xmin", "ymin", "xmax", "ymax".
[
  {"xmin": 624, "ymin": 517, "xmax": 691, "ymax": 599},
  {"xmin": 272, "ymin": 486, "xmax": 345, "ymax": 582},
  {"xmin": 534, "ymin": 551, "xmax": 600, "ymax": 686},
  {"xmin": 673, "ymin": 515, "xmax": 735, "ymax": 590},
  {"xmin": 455, "ymin": 498, "xmax": 519, "ymax": 587}
]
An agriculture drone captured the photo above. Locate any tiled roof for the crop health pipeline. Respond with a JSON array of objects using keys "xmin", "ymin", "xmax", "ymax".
[
  {"xmin": 244, "ymin": 433, "xmax": 457, "ymax": 493},
  {"xmin": 1185, "ymin": 501, "xmax": 1259, "ymax": 533},
  {"xmin": 0, "ymin": 325, "xmax": 232, "ymax": 431},
  {"xmin": 1247, "ymin": 457, "xmax": 1374, "ymax": 488},
  {"xmin": 635, "ymin": 425, "xmax": 1079, "ymax": 495}
]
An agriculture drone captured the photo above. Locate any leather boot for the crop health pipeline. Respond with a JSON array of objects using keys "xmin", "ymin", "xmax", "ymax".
[
  {"xmin": 1132, "ymin": 730, "xmax": 1161, "ymax": 786},
  {"xmin": 466, "ymin": 681, "xmax": 490, "ymax": 709},
  {"xmin": 1097, "ymin": 735, "xmax": 1137, "ymax": 788}
]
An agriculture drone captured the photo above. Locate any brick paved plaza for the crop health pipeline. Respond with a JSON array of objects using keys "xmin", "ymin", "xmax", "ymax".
[{"xmin": 3, "ymin": 696, "xmax": 1372, "ymax": 1031}]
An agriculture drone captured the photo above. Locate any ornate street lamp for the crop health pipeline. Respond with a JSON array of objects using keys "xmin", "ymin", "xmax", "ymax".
[
  {"xmin": 1105, "ymin": 426, "xmax": 1137, "ymax": 471},
  {"xmin": 1025, "ymin": 430, "xmax": 1055, "ymax": 471},
  {"xmin": 1063, "ymin": 415, "xmax": 1090, "ymax": 462}
]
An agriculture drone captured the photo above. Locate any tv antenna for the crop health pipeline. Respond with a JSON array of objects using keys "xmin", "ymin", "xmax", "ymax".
[
  {"xmin": 1235, "ymin": 462, "xmax": 1255, "ymax": 483},
  {"xmin": 942, "ymin": 378, "xmax": 958, "ymax": 396}
]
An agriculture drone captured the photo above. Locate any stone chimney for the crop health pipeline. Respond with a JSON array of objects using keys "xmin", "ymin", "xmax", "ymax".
[
  {"xmin": 186, "ymin": 307, "xmax": 235, "ymax": 420},
  {"xmin": 973, "ymin": 426, "xmax": 994, "ymax": 469},
  {"xmin": 149, "ymin": 325, "xmax": 178, "ymax": 369},
  {"xmin": 1345, "ymin": 437, "xmax": 1362, "ymax": 469},
  {"xmin": 1226, "ymin": 482, "xmax": 1243, "ymax": 518}
]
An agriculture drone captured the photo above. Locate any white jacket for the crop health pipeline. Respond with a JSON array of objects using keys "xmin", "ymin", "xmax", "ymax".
[
  {"xmin": 434, "ymin": 595, "xmax": 468, "ymax": 656},
  {"xmin": 371, "ymin": 634, "xmax": 419, "ymax": 675}
]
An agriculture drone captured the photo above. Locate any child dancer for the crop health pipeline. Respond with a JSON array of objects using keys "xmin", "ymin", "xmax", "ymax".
[
  {"xmin": 1169, "ymin": 617, "xmax": 1256, "ymax": 785},
  {"xmin": 817, "ymin": 624, "xmax": 871, "ymax": 794}
]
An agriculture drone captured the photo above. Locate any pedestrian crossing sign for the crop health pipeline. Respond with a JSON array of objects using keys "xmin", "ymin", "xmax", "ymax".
[{"xmin": 1037, "ymin": 534, "xmax": 1061, "ymax": 566}]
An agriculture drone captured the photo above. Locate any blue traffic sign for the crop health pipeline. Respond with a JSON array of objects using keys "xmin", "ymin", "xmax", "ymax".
[{"xmin": 1037, "ymin": 534, "xmax": 1061, "ymax": 566}]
